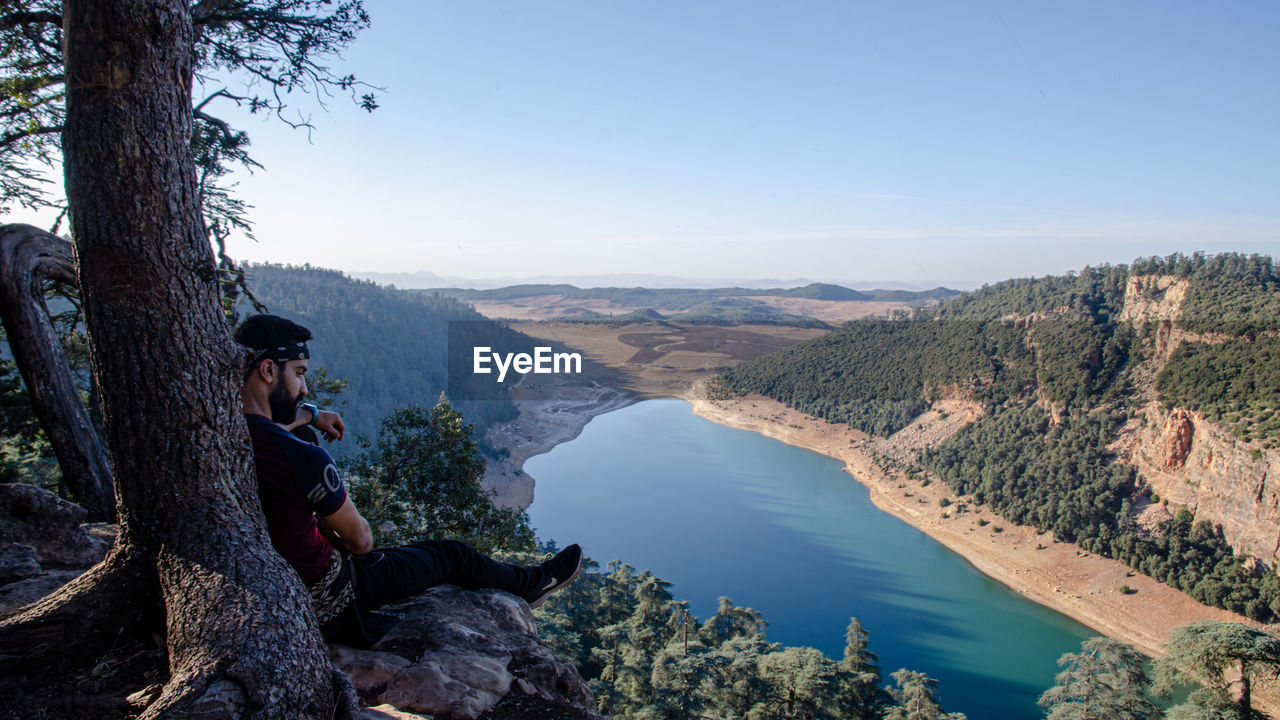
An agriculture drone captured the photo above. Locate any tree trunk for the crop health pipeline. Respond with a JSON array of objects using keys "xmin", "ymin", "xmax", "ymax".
[
  {"xmin": 31, "ymin": 1, "xmax": 342, "ymax": 716},
  {"xmin": 1238, "ymin": 659, "xmax": 1251, "ymax": 720},
  {"xmin": 0, "ymin": 225, "xmax": 114, "ymax": 520}
]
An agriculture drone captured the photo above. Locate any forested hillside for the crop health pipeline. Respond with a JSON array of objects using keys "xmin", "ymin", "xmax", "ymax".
[
  {"xmin": 717, "ymin": 253, "xmax": 1280, "ymax": 622},
  {"xmin": 1140, "ymin": 253, "xmax": 1280, "ymax": 447},
  {"xmin": 1133, "ymin": 252, "xmax": 1280, "ymax": 335},
  {"xmin": 237, "ymin": 264, "xmax": 526, "ymax": 456},
  {"xmin": 719, "ymin": 265, "xmax": 1133, "ymax": 433}
]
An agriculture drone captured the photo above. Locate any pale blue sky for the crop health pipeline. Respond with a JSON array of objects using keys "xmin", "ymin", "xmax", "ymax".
[{"xmin": 202, "ymin": 1, "xmax": 1277, "ymax": 287}]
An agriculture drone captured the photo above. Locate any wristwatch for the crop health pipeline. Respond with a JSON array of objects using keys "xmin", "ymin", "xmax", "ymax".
[{"xmin": 300, "ymin": 403, "xmax": 320, "ymax": 427}]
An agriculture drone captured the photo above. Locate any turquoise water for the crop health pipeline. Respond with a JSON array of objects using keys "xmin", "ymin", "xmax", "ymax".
[{"xmin": 526, "ymin": 398, "xmax": 1096, "ymax": 719}]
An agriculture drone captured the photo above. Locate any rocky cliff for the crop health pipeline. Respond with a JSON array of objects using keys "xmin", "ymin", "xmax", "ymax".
[
  {"xmin": 1128, "ymin": 404, "xmax": 1280, "ymax": 565},
  {"xmin": 1117, "ymin": 276, "xmax": 1280, "ymax": 566}
]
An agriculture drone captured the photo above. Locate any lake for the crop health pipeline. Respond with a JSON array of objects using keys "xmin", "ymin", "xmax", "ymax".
[{"xmin": 527, "ymin": 397, "xmax": 1097, "ymax": 719}]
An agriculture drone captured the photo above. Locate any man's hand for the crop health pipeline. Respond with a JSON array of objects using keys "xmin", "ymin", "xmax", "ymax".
[
  {"xmin": 282, "ymin": 404, "xmax": 345, "ymax": 441},
  {"xmin": 314, "ymin": 409, "xmax": 345, "ymax": 443}
]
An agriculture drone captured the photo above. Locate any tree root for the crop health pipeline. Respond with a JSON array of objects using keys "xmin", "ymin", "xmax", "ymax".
[
  {"xmin": 0, "ymin": 499, "xmax": 350, "ymax": 720},
  {"xmin": 331, "ymin": 663, "xmax": 362, "ymax": 720},
  {"xmin": 1, "ymin": 484, "xmax": 348, "ymax": 720},
  {"xmin": 0, "ymin": 543, "xmax": 154, "ymax": 671},
  {"xmin": 127, "ymin": 665, "xmax": 359, "ymax": 720},
  {"xmin": 127, "ymin": 543, "xmax": 337, "ymax": 719}
]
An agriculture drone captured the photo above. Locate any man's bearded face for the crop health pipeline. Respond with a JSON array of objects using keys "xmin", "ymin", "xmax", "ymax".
[{"xmin": 268, "ymin": 370, "xmax": 304, "ymax": 424}]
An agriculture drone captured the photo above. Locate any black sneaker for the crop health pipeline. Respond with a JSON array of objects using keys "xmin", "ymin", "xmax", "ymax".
[{"xmin": 525, "ymin": 544, "xmax": 583, "ymax": 609}]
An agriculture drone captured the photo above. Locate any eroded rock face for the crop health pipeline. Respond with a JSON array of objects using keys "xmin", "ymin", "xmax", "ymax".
[
  {"xmin": 331, "ymin": 586, "xmax": 597, "ymax": 720},
  {"xmin": 1132, "ymin": 405, "xmax": 1280, "ymax": 565},
  {"xmin": 0, "ymin": 483, "xmax": 112, "ymax": 566},
  {"xmin": 1161, "ymin": 409, "xmax": 1196, "ymax": 470},
  {"xmin": 1116, "ymin": 277, "xmax": 1280, "ymax": 567},
  {"xmin": 1118, "ymin": 275, "xmax": 1188, "ymax": 327},
  {"xmin": 1135, "ymin": 502, "xmax": 1175, "ymax": 538}
]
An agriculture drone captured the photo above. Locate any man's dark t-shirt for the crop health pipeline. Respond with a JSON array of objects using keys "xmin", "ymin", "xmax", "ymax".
[{"xmin": 245, "ymin": 413, "xmax": 346, "ymax": 584}]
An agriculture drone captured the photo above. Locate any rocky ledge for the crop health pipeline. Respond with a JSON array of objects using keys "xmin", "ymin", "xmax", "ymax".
[
  {"xmin": 333, "ymin": 585, "xmax": 598, "ymax": 720},
  {"xmin": 0, "ymin": 484, "xmax": 601, "ymax": 719}
]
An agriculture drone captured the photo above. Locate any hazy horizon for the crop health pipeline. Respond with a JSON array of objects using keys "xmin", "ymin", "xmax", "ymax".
[
  {"xmin": 343, "ymin": 268, "xmax": 967, "ymax": 291},
  {"xmin": 16, "ymin": 2, "xmax": 1280, "ymax": 287},
  {"xmin": 291, "ymin": 248, "xmax": 1277, "ymax": 294}
]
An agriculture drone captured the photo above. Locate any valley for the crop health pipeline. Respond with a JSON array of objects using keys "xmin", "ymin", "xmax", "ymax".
[{"xmin": 469, "ymin": 268, "xmax": 1280, "ymax": 713}]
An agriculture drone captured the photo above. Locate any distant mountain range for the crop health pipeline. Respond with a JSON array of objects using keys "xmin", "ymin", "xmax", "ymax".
[
  {"xmin": 349, "ymin": 270, "xmax": 960, "ymax": 292},
  {"xmin": 414, "ymin": 282, "xmax": 959, "ymax": 306}
]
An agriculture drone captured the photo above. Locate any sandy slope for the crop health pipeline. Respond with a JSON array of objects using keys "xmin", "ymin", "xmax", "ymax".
[{"xmin": 689, "ymin": 386, "xmax": 1280, "ymax": 713}]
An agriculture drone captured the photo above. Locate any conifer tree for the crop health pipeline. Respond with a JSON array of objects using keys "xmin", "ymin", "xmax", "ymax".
[
  {"xmin": 884, "ymin": 669, "xmax": 966, "ymax": 720},
  {"xmin": 1039, "ymin": 637, "xmax": 1161, "ymax": 720},
  {"xmin": 756, "ymin": 646, "xmax": 844, "ymax": 719},
  {"xmin": 1155, "ymin": 621, "xmax": 1280, "ymax": 720},
  {"xmin": 591, "ymin": 569, "xmax": 680, "ymax": 713},
  {"xmin": 839, "ymin": 617, "xmax": 885, "ymax": 717},
  {"xmin": 1165, "ymin": 690, "xmax": 1240, "ymax": 720},
  {"xmin": 699, "ymin": 596, "xmax": 768, "ymax": 645},
  {"xmin": 649, "ymin": 641, "xmax": 716, "ymax": 719},
  {"xmin": 715, "ymin": 635, "xmax": 784, "ymax": 719},
  {"xmin": 0, "ymin": 3, "xmax": 375, "ymax": 713},
  {"xmin": 342, "ymin": 396, "xmax": 534, "ymax": 554}
]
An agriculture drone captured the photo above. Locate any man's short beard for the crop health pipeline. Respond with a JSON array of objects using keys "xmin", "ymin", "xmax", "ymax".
[{"xmin": 268, "ymin": 377, "xmax": 303, "ymax": 424}]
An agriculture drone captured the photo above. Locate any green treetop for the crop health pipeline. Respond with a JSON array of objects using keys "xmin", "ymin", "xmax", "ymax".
[
  {"xmin": 1155, "ymin": 621, "xmax": 1280, "ymax": 720},
  {"xmin": 1038, "ymin": 637, "xmax": 1160, "ymax": 720}
]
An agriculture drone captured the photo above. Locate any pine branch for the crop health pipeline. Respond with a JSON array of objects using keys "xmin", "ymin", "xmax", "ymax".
[{"xmin": 0, "ymin": 11, "xmax": 60, "ymax": 32}]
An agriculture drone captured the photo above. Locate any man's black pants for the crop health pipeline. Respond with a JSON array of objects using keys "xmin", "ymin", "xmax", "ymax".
[{"xmin": 349, "ymin": 539, "xmax": 543, "ymax": 611}]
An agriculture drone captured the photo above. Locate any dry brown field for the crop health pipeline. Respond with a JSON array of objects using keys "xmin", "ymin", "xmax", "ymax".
[
  {"xmin": 471, "ymin": 295, "xmax": 909, "ymax": 324},
  {"xmin": 506, "ymin": 321, "xmax": 828, "ymax": 397}
]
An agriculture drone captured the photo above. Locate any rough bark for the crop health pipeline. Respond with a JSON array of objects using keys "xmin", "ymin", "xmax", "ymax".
[
  {"xmin": 0, "ymin": 225, "xmax": 114, "ymax": 520},
  {"xmin": 45, "ymin": 1, "xmax": 338, "ymax": 717}
]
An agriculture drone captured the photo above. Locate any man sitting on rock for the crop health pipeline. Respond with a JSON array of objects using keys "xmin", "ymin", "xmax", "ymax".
[{"xmin": 234, "ymin": 313, "xmax": 582, "ymax": 645}]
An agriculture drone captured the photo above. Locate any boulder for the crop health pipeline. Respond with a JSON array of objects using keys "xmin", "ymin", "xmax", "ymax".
[
  {"xmin": 0, "ymin": 569, "xmax": 82, "ymax": 615},
  {"xmin": 0, "ymin": 485, "xmax": 113, "ymax": 617},
  {"xmin": 331, "ymin": 586, "xmax": 597, "ymax": 720},
  {"xmin": 0, "ymin": 543, "xmax": 41, "ymax": 584},
  {"xmin": 0, "ymin": 483, "xmax": 112, "ymax": 566}
]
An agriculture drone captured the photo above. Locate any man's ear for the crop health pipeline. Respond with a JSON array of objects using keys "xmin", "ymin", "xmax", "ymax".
[{"xmin": 255, "ymin": 358, "xmax": 277, "ymax": 383}]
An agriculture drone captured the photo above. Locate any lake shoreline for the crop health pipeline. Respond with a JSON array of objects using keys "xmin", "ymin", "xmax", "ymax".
[
  {"xmin": 684, "ymin": 384, "xmax": 1280, "ymax": 713},
  {"xmin": 501, "ymin": 373, "xmax": 1279, "ymax": 710},
  {"xmin": 482, "ymin": 375, "xmax": 635, "ymax": 509}
]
